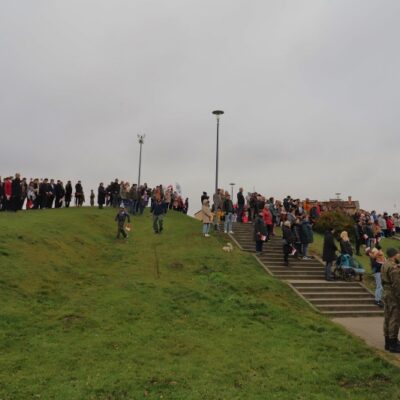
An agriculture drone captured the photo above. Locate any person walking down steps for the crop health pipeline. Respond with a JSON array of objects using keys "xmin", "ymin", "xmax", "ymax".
[
  {"xmin": 282, "ymin": 220, "xmax": 294, "ymax": 267},
  {"xmin": 115, "ymin": 206, "xmax": 131, "ymax": 239}
]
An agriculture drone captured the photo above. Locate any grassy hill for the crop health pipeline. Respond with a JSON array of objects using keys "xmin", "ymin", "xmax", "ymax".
[{"xmin": 1, "ymin": 208, "xmax": 400, "ymax": 399}]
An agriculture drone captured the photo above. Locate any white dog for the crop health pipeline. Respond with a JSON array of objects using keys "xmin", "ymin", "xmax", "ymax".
[{"xmin": 222, "ymin": 242, "xmax": 234, "ymax": 253}]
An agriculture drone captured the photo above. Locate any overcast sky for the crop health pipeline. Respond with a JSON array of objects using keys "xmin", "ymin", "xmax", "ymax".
[{"xmin": 1, "ymin": 1, "xmax": 399, "ymax": 213}]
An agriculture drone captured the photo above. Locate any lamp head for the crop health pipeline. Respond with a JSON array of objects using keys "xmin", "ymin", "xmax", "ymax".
[{"xmin": 212, "ymin": 110, "xmax": 224, "ymax": 120}]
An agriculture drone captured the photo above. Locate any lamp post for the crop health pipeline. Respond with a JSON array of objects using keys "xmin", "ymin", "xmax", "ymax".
[
  {"xmin": 212, "ymin": 110, "xmax": 224, "ymax": 198},
  {"xmin": 137, "ymin": 134, "xmax": 145, "ymax": 187},
  {"xmin": 230, "ymin": 182, "xmax": 235, "ymax": 199}
]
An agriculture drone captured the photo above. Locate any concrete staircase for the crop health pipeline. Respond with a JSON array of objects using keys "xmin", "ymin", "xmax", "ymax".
[{"xmin": 230, "ymin": 222, "xmax": 383, "ymax": 318}]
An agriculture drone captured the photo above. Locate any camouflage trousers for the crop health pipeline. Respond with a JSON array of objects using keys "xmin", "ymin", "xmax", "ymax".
[{"xmin": 383, "ymin": 294, "xmax": 400, "ymax": 338}]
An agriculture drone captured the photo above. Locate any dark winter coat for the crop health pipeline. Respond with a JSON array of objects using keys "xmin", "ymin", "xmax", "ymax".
[
  {"xmin": 237, "ymin": 191, "xmax": 245, "ymax": 206},
  {"xmin": 282, "ymin": 225, "xmax": 294, "ymax": 245},
  {"xmin": 354, "ymin": 223, "xmax": 365, "ymax": 241},
  {"xmin": 11, "ymin": 178, "xmax": 22, "ymax": 198},
  {"xmin": 65, "ymin": 183, "xmax": 72, "ymax": 201},
  {"xmin": 339, "ymin": 239, "xmax": 353, "ymax": 256},
  {"xmin": 253, "ymin": 215, "xmax": 267, "ymax": 241},
  {"xmin": 322, "ymin": 231, "xmax": 338, "ymax": 262},
  {"xmin": 98, "ymin": 186, "xmax": 106, "ymax": 205},
  {"xmin": 300, "ymin": 220, "xmax": 314, "ymax": 244},
  {"xmin": 223, "ymin": 199, "xmax": 234, "ymax": 214},
  {"xmin": 151, "ymin": 201, "xmax": 165, "ymax": 216}
]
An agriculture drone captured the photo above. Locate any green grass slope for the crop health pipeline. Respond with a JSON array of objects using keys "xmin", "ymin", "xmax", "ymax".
[{"xmin": 1, "ymin": 208, "xmax": 400, "ymax": 400}]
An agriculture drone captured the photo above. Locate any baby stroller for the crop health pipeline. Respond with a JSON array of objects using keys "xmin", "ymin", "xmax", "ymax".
[{"xmin": 334, "ymin": 254, "xmax": 365, "ymax": 281}]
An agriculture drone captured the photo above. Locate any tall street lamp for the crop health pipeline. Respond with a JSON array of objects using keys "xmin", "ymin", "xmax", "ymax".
[
  {"xmin": 230, "ymin": 182, "xmax": 235, "ymax": 200},
  {"xmin": 212, "ymin": 110, "xmax": 224, "ymax": 198},
  {"xmin": 137, "ymin": 134, "xmax": 145, "ymax": 187}
]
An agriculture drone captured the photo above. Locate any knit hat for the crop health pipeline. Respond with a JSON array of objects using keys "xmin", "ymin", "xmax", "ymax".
[{"xmin": 386, "ymin": 248, "xmax": 399, "ymax": 258}]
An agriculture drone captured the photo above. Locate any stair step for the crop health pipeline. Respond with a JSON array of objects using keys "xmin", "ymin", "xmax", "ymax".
[
  {"xmin": 267, "ymin": 265, "xmax": 323, "ymax": 269},
  {"xmin": 322, "ymin": 310, "xmax": 384, "ymax": 317},
  {"xmin": 293, "ymin": 282, "xmax": 361, "ymax": 288},
  {"xmin": 268, "ymin": 267, "xmax": 324, "ymax": 272},
  {"xmin": 317, "ymin": 304, "xmax": 380, "ymax": 312},
  {"xmin": 274, "ymin": 275, "xmax": 325, "ymax": 280},
  {"xmin": 297, "ymin": 287, "xmax": 367, "ymax": 293},
  {"xmin": 299, "ymin": 292, "xmax": 371, "ymax": 299},
  {"xmin": 309, "ymin": 298, "xmax": 375, "ymax": 305}
]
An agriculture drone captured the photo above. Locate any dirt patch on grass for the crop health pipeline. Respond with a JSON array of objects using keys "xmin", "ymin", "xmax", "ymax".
[
  {"xmin": 168, "ymin": 262, "xmax": 184, "ymax": 270},
  {"xmin": 61, "ymin": 314, "xmax": 86, "ymax": 329}
]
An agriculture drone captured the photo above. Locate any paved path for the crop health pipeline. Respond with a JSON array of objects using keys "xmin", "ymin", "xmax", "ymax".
[{"xmin": 333, "ymin": 317, "xmax": 386, "ymax": 351}]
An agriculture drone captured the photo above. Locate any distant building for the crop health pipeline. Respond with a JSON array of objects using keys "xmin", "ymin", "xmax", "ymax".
[
  {"xmin": 302, "ymin": 196, "xmax": 360, "ymax": 216},
  {"xmin": 321, "ymin": 196, "xmax": 360, "ymax": 215}
]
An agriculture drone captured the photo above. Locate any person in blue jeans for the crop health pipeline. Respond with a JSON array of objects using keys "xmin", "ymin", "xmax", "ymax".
[
  {"xmin": 222, "ymin": 194, "xmax": 235, "ymax": 234},
  {"xmin": 369, "ymin": 246, "xmax": 384, "ymax": 307}
]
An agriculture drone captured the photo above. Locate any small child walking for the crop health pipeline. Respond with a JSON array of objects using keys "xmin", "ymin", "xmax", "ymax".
[{"xmin": 115, "ymin": 206, "xmax": 131, "ymax": 239}]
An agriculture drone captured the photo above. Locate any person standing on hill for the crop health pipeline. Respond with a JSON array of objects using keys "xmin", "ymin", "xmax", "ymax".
[
  {"xmin": 11, "ymin": 173, "xmax": 22, "ymax": 212},
  {"xmin": 115, "ymin": 206, "xmax": 131, "ymax": 239},
  {"xmin": 213, "ymin": 189, "xmax": 223, "ymax": 231},
  {"xmin": 90, "ymin": 190, "xmax": 95, "ymax": 207},
  {"xmin": 151, "ymin": 198, "xmax": 165, "ymax": 234},
  {"xmin": 322, "ymin": 228, "xmax": 337, "ymax": 281},
  {"xmin": 54, "ymin": 180, "xmax": 65, "ymax": 208},
  {"xmin": 65, "ymin": 181, "xmax": 72, "ymax": 208},
  {"xmin": 75, "ymin": 181, "xmax": 83, "ymax": 207},
  {"xmin": 223, "ymin": 194, "xmax": 235, "ymax": 234},
  {"xmin": 4, "ymin": 176, "xmax": 12, "ymax": 211},
  {"xmin": 98, "ymin": 183, "xmax": 106, "ymax": 209},
  {"xmin": 201, "ymin": 197, "xmax": 213, "ymax": 237},
  {"xmin": 381, "ymin": 248, "xmax": 400, "ymax": 353}
]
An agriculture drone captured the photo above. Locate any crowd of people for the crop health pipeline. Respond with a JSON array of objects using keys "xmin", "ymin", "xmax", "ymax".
[
  {"xmin": 0, "ymin": 174, "xmax": 85, "ymax": 210},
  {"xmin": 0, "ymin": 174, "xmax": 189, "ymax": 216}
]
